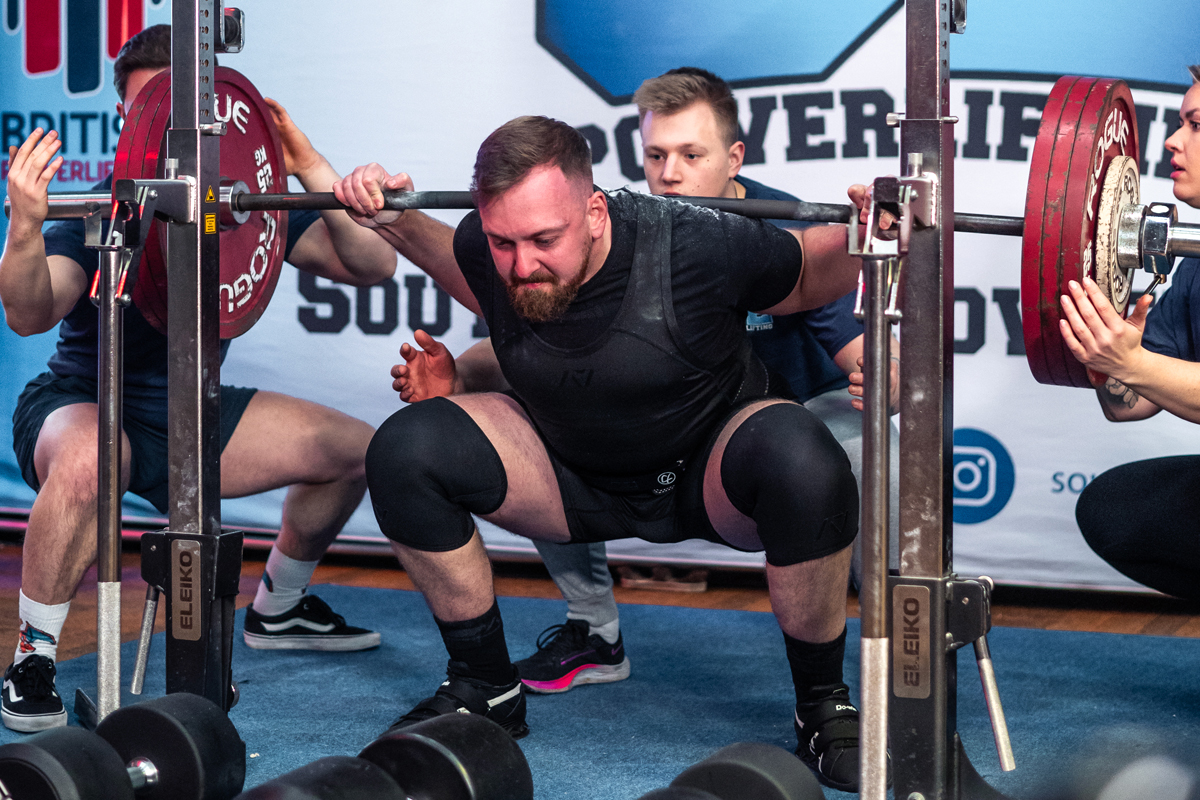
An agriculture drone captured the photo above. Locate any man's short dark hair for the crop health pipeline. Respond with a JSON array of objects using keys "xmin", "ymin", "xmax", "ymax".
[
  {"xmin": 113, "ymin": 24, "xmax": 172, "ymax": 103},
  {"xmin": 633, "ymin": 67, "xmax": 739, "ymax": 147},
  {"xmin": 471, "ymin": 116, "xmax": 593, "ymax": 203}
]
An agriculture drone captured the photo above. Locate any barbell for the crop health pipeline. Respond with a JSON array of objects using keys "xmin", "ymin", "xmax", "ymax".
[{"xmin": 8, "ymin": 71, "xmax": 1200, "ymax": 387}]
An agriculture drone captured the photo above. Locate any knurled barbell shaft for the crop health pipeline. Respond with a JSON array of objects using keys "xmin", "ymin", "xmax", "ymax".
[
  {"xmin": 18, "ymin": 189, "xmax": 1200, "ymax": 254},
  {"xmin": 232, "ymin": 190, "xmax": 1028, "ymax": 236}
]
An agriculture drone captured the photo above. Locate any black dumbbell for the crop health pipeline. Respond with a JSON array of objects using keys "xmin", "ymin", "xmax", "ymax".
[
  {"xmin": 0, "ymin": 725, "xmax": 142, "ymax": 800},
  {"xmin": 95, "ymin": 692, "xmax": 246, "ymax": 800},
  {"xmin": 635, "ymin": 742, "xmax": 825, "ymax": 800},
  {"xmin": 235, "ymin": 713, "xmax": 533, "ymax": 800},
  {"xmin": 228, "ymin": 756, "xmax": 407, "ymax": 800},
  {"xmin": 0, "ymin": 692, "xmax": 245, "ymax": 800}
]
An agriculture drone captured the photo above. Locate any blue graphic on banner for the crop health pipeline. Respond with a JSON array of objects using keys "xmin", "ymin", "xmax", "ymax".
[
  {"xmin": 951, "ymin": 1, "xmax": 1200, "ymax": 90},
  {"xmin": 538, "ymin": 0, "xmax": 1199, "ymax": 105},
  {"xmin": 952, "ymin": 428, "xmax": 1016, "ymax": 524},
  {"xmin": 536, "ymin": 0, "xmax": 902, "ymax": 104}
]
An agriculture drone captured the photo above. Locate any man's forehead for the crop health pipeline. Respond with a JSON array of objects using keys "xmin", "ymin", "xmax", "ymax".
[
  {"xmin": 479, "ymin": 167, "xmax": 585, "ymax": 237},
  {"xmin": 641, "ymin": 103, "xmax": 723, "ymax": 147}
]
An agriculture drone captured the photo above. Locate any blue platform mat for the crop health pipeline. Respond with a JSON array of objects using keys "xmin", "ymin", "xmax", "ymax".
[{"xmin": 7, "ymin": 585, "xmax": 1199, "ymax": 799}]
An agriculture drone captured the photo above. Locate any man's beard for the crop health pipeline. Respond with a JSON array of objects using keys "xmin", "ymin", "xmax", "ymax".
[{"xmin": 505, "ymin": 243, "xmax": 590, "ymax": 322}]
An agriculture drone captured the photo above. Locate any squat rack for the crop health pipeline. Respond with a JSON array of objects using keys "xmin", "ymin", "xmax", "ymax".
[{"xmin": 63, "ymin": 2, "xmax": 1016, "ymax": 796}]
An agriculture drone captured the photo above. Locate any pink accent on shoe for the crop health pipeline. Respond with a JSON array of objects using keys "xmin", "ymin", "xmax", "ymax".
[{"xmin": 520, "ymin": 663, "xmax": 599, "ymax": 692}]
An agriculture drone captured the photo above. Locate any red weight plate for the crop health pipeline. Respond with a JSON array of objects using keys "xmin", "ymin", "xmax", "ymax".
[
  {"xmin": 1021, "ymin": 75, "xmax": 1077, "ymax": 385},
  {"xmin": 1057, "ymin": 79, "xmax": 1138, "ymax": 386},
  {"xmin": 114, "ymin": 71, "xmax": 172, "ymax": 333},
  {"xmin": 114, "ymin": 67, "xmax": 288, "ymax": 339},
  {"xmin": 1036, "ymin": 77, "xmax": 1095, "ymax": 386},
  {"xmin": 1020, "ymin": 77, "xmax": 1139, "ymax": 387}
]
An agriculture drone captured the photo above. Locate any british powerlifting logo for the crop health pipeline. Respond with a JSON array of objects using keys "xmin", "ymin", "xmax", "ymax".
[
  {"xmin": 7, "ymin": 0, "xmax": 156, "ymax": 95},
  {"xmin": 952, "ymin": 428, "xmax": 1015, "ymax": 524}
]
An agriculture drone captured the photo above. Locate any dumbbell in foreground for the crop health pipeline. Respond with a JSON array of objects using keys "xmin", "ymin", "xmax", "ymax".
[
  {"xmin": 636, "ymin": 742, "xmax": 825, "ymax": 800},
  {"xmin": 233, "ymin": 713, "xmax": 533, "ymax": 800},
  {"xmin": 0, "ymin": 692, "xmax": 245, "ymax": 800}
]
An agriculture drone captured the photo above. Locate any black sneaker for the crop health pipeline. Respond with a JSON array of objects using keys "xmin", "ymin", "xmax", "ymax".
[
  {"xmin": 514, "ymin": 619, "xmax": 630, "ymax": 694},
  {"xmin": 793, "ymin": 683, "xmax": 874, "ymax": 792},
  {"xmin": 243, "ymin": 594, "xmax": 381, "ymax": 651},
  {"xmin": 2, "ymin": 655, "xmax": 67, "ymax": 732},
  {"xmin": 386, "ymin": 663, "xmax": 528, "ymax": 739}
]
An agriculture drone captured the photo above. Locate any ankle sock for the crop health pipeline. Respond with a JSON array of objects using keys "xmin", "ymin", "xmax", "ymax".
[
  {"xmin": 14, "ymin": 591, "xmax": 69, "ymax": 665},
  {"xmin": 436, "ymin": 601, "xmax": 516, "ymax": 686},
  {"xmin": 586, "ymin": 618, "xmax": 620, "ymax": 645},
  {"xmin": 784, "ymin": 626, "xmax": 848, "ymax": 705},
  {"xmin": 253, "ymin": 548, "xmax": 319, "ymax": 617}
]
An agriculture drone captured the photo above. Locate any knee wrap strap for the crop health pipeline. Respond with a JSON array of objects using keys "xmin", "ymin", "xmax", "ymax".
[
  {"xmin": 720, "ymin": 402, "xmax": 858, "ymax": 567},
  {"xmin": 365, "ymin": 397, "xmax": 507, "ymax": 551}
]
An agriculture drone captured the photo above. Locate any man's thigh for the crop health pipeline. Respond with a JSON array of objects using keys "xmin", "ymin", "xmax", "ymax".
[
  {"xmin": 219, "ymin": 390, "xmax": 371, "ymax": 498},
  {"xmin": 13, "ymin": 373, "xmax": 132, "ymax": 497},
  {"xmin": 448, "ymin": 393, "xmax": 571, "ymax": 543}
]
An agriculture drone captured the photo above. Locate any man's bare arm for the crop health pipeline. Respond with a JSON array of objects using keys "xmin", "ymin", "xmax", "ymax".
[
  {"xmin": 0, "ymin": 130, "xmax": 88, "ymax": 335},
  {"xmin": 759, "ymin": 184, "xmax": 884, "ymax": 315},
  {"xmin": 333, "ymin": 164, "xmax": 480, "ymax": 316},
  {"xmin": 265, "ymin": 100, "xmax": 398, "ymax": 286}
]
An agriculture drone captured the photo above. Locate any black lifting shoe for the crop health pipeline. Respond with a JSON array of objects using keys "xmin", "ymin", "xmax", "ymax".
[
  {"xmin": 793, "ymin": 682, "xmax": 887, "ymax": 793},
  {"xmin": 386, "ymin": 662, "xmax": 528, "ymax": 740},
  {"xmin": 2, "ymin": 655, "xmax": 67, "ymax": 732}
]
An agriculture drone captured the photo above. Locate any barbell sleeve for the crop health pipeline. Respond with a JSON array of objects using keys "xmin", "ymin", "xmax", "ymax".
[{"xmin": 1171, "ymin": 222, "xmax": 1200, "ymax": 258}]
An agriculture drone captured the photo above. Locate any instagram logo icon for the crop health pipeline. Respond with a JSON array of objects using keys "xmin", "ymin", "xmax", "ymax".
[{"xmin": 952, "ymin": 428, "xmax": 1015, "ymax": 524}]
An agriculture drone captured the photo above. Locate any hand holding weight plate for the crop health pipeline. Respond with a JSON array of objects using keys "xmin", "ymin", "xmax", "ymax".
[{"xmin": 1021, "ymin": 76, "xmax": 1140, "ymax": 387}]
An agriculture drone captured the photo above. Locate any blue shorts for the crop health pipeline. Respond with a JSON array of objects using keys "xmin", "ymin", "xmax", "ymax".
[{"xmin": 12, "ymin": 372, "xmax": 256, "ymax": 514}]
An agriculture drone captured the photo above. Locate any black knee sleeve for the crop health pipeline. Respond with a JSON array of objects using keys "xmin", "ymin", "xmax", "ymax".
[
  {"xmin": 719, "ymin": 402, "xmax": 858, "ymax": 567},
  {"xmin": 365, "ymin": 397, "xmax": 507, "ymax": 551}
]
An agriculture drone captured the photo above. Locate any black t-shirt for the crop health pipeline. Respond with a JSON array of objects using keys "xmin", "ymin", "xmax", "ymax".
[
  {"xmin": 41, "ymin": 175, "xmax": 318, "ymax": 388},
  {"xmin": 452, "ymin": 188, "xmax": 803, "ymax": 475},
  {"xmin": 455, "ymin": 188, "xmax": 801, "ymax": 363}
]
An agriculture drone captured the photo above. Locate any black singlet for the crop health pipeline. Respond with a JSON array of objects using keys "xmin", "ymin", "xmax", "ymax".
[{"xmin": 454, "ymin": 190, "xmax": 803, "ymax": 479}]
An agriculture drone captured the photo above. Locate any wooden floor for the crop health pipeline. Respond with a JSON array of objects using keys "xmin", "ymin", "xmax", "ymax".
[{"xmin": 0, "ymin": 537, "xmax": 1197, "ymax": 663}]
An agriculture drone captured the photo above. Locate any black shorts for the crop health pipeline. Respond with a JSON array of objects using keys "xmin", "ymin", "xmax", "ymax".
[
  {"xmin": 12, "ymin": 372, "xmax": 257, "ymax": 514},
  {"xmin": 540, "ymin": 397, "xmax": 768, "ymax": 554}
]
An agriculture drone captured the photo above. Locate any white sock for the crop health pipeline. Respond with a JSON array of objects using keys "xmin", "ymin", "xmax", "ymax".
[
  {"xmin": 14, "ymin": 591, "xmax": 69, "ymax": 665},
  {"xmin": 589, "ymin": 618, "xmax": 620, "ymax": 645},
  {"xmin": 252, "ymin": 548, "xmax": 319, "ymax": 617}
]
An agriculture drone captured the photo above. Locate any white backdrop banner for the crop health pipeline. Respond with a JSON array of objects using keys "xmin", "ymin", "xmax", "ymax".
[{"xmin": 2, "ymin": 0, "xmax": 1198, "ymax": 587}]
